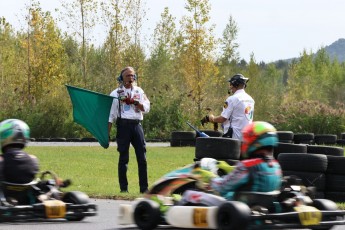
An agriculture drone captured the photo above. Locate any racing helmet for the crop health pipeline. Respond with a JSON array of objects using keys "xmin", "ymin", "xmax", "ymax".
[
  {"xmin": 228, "ymin": 74, "xmax": 249, "ymax": 88},
  {"xmin": 241, "ymin": 121, "xmax": 278, "ymax": 159},
  {"xmin": 0, "ymin": 119, "xmax": 30, "ymax": 150}
]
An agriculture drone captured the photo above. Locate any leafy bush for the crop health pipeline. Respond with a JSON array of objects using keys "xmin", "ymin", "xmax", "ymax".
[{"xmin": 270, "ymin": 100, "xmax": 345, "ymax": 136}]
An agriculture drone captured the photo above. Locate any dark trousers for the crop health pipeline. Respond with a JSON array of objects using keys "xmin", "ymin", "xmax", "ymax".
[{"xmin": 116, "ymin": 119, "xmax": 148, "ymax": 192}]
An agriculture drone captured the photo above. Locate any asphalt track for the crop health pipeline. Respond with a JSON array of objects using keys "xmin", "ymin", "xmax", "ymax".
[
  {"xmin": 0, "ymin": 199, "xmax": 344, "ymax": 230},
  {"xmin": 16, "ymin": 143, "xmax": 345, "ymax": 229}
]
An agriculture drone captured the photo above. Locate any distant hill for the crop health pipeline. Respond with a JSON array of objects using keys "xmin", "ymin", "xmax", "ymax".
[
  {"xmin": 323, "ymin": 38, "xmax": 345, "ymax": 62},
  {"xmin": 277, "ymin": 38, "xmax": 345, "ymax": 63}
]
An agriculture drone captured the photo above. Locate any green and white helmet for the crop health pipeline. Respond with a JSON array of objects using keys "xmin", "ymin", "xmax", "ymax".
[{"xmin": 0, "ymin": 119, "xmax": 30, "ymax": 150}]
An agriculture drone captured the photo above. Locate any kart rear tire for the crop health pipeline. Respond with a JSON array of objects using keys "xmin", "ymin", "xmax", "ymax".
[
  {"xmin": 62, "ymin": 191, "xmax": 90, "ymax": 221},
  {"xmin": 134, "ymin": 200, "xmax": 161, "ymax": 230},
  {"xmin": 311, "ymin": 199, "xmax": 337, "ymax": 230},
  {"xmin": 216, "ymin": 201, "xmax": 251, "ymax": 230}
]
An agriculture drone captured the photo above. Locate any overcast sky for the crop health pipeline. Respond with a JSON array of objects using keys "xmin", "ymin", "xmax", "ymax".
[{"xmin": 1, "ymin": 0, "xmax": 344, "ymax": 63}]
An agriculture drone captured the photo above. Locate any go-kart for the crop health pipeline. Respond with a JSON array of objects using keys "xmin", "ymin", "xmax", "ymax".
[
  {"xmin": 0, "ymin": 170, "xmax": 97, "ymax": 222},
  {"xmin": 118, "ymin": 159, "xmax": 345, "ymax": 230}
]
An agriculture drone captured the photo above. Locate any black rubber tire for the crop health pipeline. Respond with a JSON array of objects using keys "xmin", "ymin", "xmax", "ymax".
[
  {"xmin": 277, "ymin": 131, "xmax": 294, "ymax": 143},
  {"xmin": 62, "ymin": 191, "xmax": 90, "ymax": 221},
  {"xmin": 170, "ymin": 131, "xmax": 196, "ymax": 147},
  {"xmin": 282, "ymin": 171, "xmax": 326, "ymax": 192},
  {"xmin": 80, "ymin": 137, "xmax": 97, "ymax": 142},
  {"xmin": 66, "ymin": 138, "xmax": 82, "ymax": 142},
  {"xmin": 336, "ymin": 139, "xmax": 345, "ymax": 146},
  {"xmin": 195, "ymin": 137, "xmax": 241, "ymax": 160},
  {"xmin": 341, "ymin": 133, "xmax": 345, "ymax": 140},
  {"xmin": 314, "ymin": 134, "xmax": 337, "ymax": 145},
  {"xmin": 325, "ymin": 191, "xmax": 345, "ymax": 203},
  {"xmin": 278, "ymin": 153, "xmax": 327, "ymax": 172},
  {"xmin": 216, "ymin": 201, "xmax": 251, "ymax": 230},
  {"xmin": 311, "ymin": 199, "xmax": 337, "ymax": 230},
  {"xmin": 307, "ymin": 145, "xmax": 344, "ymax": 156},
  {"xmin": 325, "ymin": 174, "xmax": 345, "ymax": 192},
  {"xmin": 199, "ymin": 130, "xmax": 223, "ymax": 137},
  {"xmin": 170, "ymin": 139, "xmax": 195, "ymax": 147},
  {"xmin": 134, "ymin": 200, "xmax": 161, "ymax": 230},
  {"xmin": 36, "ymin": 138, "xmax": 50, "ymax": 142},
  {"xmin": 49, "ymin": 138, "xmax": 67, "ymax": 142},
  {"xmin": 273, "ymin": 143, "xmax": 307, "ymax": 159},
  {"xmin": 171, "ymin": 131, "xmax": 196, "ymax": 140},
  {"xmin": 293, "ymin": 133, "xmax": 315, "ymax": 144},
  {"xmin": 326, "ymin": 155, "xmax": 345, "ymax": 174}
]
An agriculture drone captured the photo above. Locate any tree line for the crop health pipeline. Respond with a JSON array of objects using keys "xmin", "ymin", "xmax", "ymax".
[{"xmin": 0, "ymin": 0, "xmax": 344, "ymax": 139}]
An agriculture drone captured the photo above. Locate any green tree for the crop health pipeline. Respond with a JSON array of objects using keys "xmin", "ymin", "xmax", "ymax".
[
  {"xmin": 178, "ymin": 0, "xmax": 218, "ymax": 120},
  {"xmin": 60, "ymin": 0, "xmax": 98, "ymax": 87}
]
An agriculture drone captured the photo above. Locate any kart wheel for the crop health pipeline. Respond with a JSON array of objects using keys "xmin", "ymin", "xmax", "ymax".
[
  {"xmin": 311, "ymin": 199, "xmax": 337, "ymax": 230},
  {"xmin": 217, "ymin": 201, "xmax": 251, "ymax": 230},
  {"xmin": 134, "ymin": 200, "xmax": 161, "ymax": 230},
  {"xmin": 62, "ymin": 191, "xmax": 90, "ymax": 221}
]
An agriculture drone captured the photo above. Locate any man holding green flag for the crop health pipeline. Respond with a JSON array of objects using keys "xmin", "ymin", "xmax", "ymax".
[{"xmin": 108, "ymin": 66, "xmax": 151, "ymax": 194}]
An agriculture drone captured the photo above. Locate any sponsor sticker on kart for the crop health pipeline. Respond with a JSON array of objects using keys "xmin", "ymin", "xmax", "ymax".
[
  {"xmin": 193, "ymin": 207, "xmax": 208, "ymax": 228},
  {"xmin": 294, "ymin": 205, "xmax": 322, "ymax": 226},
  {"xmin": 43, "ymin": 200, "xmax": 66, "ymax": 218}
]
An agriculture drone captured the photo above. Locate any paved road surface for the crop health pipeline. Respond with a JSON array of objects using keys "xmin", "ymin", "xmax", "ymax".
[{"xmin": 0, "ymin": 199, "xmax": 344, "ymax": 230}]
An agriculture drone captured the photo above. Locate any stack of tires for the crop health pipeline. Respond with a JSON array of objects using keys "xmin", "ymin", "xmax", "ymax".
[
  {"xmin": 336, "ymin": 132, "xmax": 345, "ymax": 146},
  {"xmin": 278, "ymin": 145, "xmax": 345, "ymax": 202},
  {"xmin": 170, "ymin": 131, "xmax": 196, "ymax": 147},
  {"xmin": 314, "ymin": 134, "xmax": 337, "ymax": 145},
  {"xmin": 194, "ymin": 137, "xmax": 241, "ymax": 165},
  {"xmin": 278, "ymin": 153, "xmax": 327, "ymax": 199},
  {"xmin": 293, "ymin": 133, "xmax": 314, "ymax": 145},
  {"xmin": 273, "ymin": 142, "xmax": 307, "ymax": 159},
  {"xmin": 276, "ymin": 131, "xmax": 294, "ymax": 143}
]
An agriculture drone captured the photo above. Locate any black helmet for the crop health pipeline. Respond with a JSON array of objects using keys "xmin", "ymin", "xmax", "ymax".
[{"xmin": 228, "ymin": 74, "xmax": 249, "ymax": 88}]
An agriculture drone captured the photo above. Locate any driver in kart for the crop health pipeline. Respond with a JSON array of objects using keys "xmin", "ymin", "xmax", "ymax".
[
  {"xmin": 180, "ymin": 121, "xmax": 282, "ymax": 203},
  {"xmin": 0, "ymin": 119, "xmax": 39, "ymax": 183}
]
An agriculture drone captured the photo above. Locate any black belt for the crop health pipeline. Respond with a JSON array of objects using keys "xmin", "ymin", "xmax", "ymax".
[{"xmin": 117, "ymin": 118, "xmax": 141, "ymax": 124}]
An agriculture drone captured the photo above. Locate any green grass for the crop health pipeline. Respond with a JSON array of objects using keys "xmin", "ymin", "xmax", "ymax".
[
  {"xmin": 26, "ymin": 146, "xmax": 194, "ymax": 200},
  {"xmin": 25, "ymin": 145, "xmax": 345, "ymax": 209}
]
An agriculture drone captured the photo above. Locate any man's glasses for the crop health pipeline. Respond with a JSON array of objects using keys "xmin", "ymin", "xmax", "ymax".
[{"xmin": 125, "ymin": 74, "xmax": 135, "ymax": 77}]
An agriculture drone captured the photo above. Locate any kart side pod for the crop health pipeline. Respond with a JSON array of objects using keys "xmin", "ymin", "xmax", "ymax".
[{"xmin": 165, "ymin": 206, "xmax": 218, "ymax": 229}]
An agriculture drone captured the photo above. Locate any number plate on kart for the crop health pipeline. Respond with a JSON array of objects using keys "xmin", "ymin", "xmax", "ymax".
[
  {"xmin": 43, "ymin": 200, "xmax": 66, "ymax": 218},
  {"xmin": 193, "ymin": 207, "xmax": 208, "ymax": 228},
  {"xmin": 294, "ymin": 205, "xmax": 322, "ymax": 226}
]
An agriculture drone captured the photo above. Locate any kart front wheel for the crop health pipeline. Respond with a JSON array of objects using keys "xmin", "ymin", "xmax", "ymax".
[
  {"xmin": 217, "ymin": 201, "xmax": 251, "ymax": 230},
  {"xmin": 62, "ymin": 191, "xmax": 90, "ymax": 221},
  {"xmin": 134, "ymin": 200, "xmax": 161, "ymax": 230}
]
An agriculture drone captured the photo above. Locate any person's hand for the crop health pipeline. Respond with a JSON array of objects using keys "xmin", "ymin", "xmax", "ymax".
[
  {"xmin": 200, "ymin": 115, "xmax": 209, "ymax": 126},
  {"xmin": 213, "ymin": 122, "xmax": 218, "ymax": 131},
  {"xmin": 122, "ymin": 97, "xmax": 135, "ymax": 105}
]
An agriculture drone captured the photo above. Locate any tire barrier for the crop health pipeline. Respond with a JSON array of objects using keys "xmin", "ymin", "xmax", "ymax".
[
  {"xmin": 276, "ymin": 131, "xmax": 294, "ymax": 143},
  {"xmin": 307, "ymin": 145, "xmax": 344, "ymax": 156},
  {"xmin": 314, "ymin": 134, "xmax": 337, "ymax": 145},
  {"xmin": 170, "ymin": 131, "xmax": 196, "ymax": 147},
  {"xmin": 195, "ymin": 137, "xmax": 241, "ymax": 160},
  {"xmin": 198, "ymin": 130, "xmax": 223, "ymax": 137},
  {"xmin": 293, "ymin": 133, "xmax": 314, "ymax": 144},
  {"xmin": 273, "ymin": 143, "xmax": 307, "ymax": 159},
  {"xmin": 278, "ymin": 153, "xmax": 345, "ymax": 202}
]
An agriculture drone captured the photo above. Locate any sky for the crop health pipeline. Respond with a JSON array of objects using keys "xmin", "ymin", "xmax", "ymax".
[{"xmin": 1, "ymin": 0, "xmax": 345, "ymax": 63}]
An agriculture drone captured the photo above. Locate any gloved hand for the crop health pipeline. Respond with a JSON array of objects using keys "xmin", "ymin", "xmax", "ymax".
[
  {"xmin": 200, "ymin": 115, "xmax": 209, "ymax": 126},
  {"xmin": 122, "ymin": 97, "xmax": 135, "ymax": 105},
  {"xmin": 191, "ymin": 167, "xmax": 217, "ymax": 183},
  {"xmin": 213, "ymin": 122, "xmax": 218, "ymax": 131}
]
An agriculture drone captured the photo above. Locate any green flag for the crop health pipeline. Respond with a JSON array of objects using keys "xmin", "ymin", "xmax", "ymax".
[{"xmin": 66, "ymin": 85, "xmax": 116, "ymax": 149}]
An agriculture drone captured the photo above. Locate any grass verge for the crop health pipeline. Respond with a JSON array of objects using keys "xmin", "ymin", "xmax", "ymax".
[{"xmin": 26, "ymin": 146, "xmax": 194, "ymax": 200}]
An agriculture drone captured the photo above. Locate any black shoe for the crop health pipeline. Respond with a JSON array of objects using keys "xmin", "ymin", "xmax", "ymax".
[
  {"xmin": 140, "ymin": 188, "xmax": 148, "ymax": 194},
  {"xmin": 120, "ymin": 190, "xmax": 128, "ymax": 193}
]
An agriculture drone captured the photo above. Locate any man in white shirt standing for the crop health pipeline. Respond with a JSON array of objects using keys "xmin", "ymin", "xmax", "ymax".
[
  {"xmin": 108, "ymin": 66, "xmax": 150, "ymax": 193},
  {"xmin": 201, "ymin": 74, "xmax": 255, "ymax": 140}
]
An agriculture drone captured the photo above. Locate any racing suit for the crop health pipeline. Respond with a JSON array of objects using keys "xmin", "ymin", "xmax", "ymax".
[
  {"xmin": 210, "ymin": 157, "xmax": 282, "ymax": 200},
  {"xmin": 180, "ymin": 156, "xmax": 282, "ymax": 204},
  {"xmin": 0, "ymin": 148, "xmax": 39, "ymax": 183}
]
